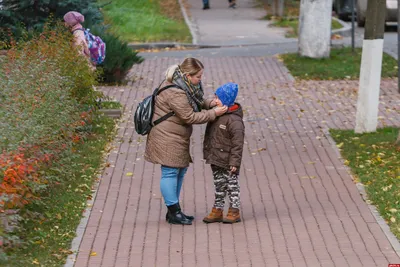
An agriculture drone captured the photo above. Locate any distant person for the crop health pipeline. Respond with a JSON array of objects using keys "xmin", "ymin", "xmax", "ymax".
[
  {"xmin": 202, "ymin": 0, "xmax": 236, "ymax": 10},
  {"xmin": 202, "ymin": 82, "xmax": 245, "ymax": 224},
  {"xmin": 63, "ymin": 11, "xmax": 95, "ymax": 70},
  {"xmin": 203, "ymin": 0, "xmax": 210, "ymax": 10},
  {"xmin": 228, "ymin": 0, "xmax": 236, "ymax": 8}
]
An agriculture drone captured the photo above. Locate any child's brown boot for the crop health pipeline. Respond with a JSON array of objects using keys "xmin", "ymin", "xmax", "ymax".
[
  {"xmin": 223, "ymin": 207, "xmax": 241, "ymax": 223},
  {"xmin": 203, "ymin": 207, "xmax": 223, "ymax": 223}
]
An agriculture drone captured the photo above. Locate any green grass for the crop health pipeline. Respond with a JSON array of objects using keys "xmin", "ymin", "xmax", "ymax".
[
  {"xmin": 272, "ymin": 18, "xmax": 343, "ymax": 38},
  {"xmin": 98, "ymin": 0, "xmax": 192, "ymax": 43},
  {"xmin": 331, "ymin": 19, "xmax": 343, "ymax": 30},
  {"xmin": 281, "ymin": 47, "xmax": 398, "ymax": 80},
  {"xmin": 330, "ymin": 128, "xmax": 400, "ymax": 239},
  {"xmin": 5, "ymin": 113, "xmax": 116, "ymax": 266},
  {"xmin": 100, "ymin": 100, "xmax": 123, "ymax": 109}
]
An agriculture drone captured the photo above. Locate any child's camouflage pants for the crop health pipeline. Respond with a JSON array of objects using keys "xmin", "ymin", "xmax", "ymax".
[{"xmin": 211, "ymin": 165, "xmax": 241, "ymax": 209}]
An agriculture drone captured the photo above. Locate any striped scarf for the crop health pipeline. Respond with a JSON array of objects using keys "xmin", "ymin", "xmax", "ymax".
[{"xmin": 171, "ymin": 67, "xmax": 204, "ymax": 112}]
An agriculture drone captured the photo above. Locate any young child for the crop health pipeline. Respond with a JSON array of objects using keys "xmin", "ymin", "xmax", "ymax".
[{"xmin": 203, "ymin": 82, "xmax": 245, "ymax": 224}]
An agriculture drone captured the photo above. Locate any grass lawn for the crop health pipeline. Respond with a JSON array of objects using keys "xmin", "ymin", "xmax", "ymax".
[
  {"xmin": 100, "ymin": 100, "xmax": 123, "ymax": 109},
  {"xmin": 280, "ymin": 47, "xmax": 398, "ymax": 80},
  {"xmin": 330, "ymin": 128, "xmax": 400, "ymax": 239},
  {"xmin": 98, "ymin": 0, "xmax": 192, "ymax": 43},
  {"xmin": 6, "ymin": 113, "xmax": 116, "ymax": 266},
  {"xmin": 262, "ymin": 0, "xmax": 300, "ymax": 18},
  {"xmin": 272, "ymin": 18, "xmax": 343, "ymax": 38}
]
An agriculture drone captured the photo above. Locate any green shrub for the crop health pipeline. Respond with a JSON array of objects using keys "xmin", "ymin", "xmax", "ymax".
[
  {"xmin": 93, "ymin": 27, "xmax": 144, "ymax": 84},
  {"xmin": 0, "ymin": 22, "xmax": 99, "ymax": 256},
  {"xmin": 1, "ymin": 4, "xmax": 144, "ymax": 85},
  {"xmin": 0, "ymin": 0, "xmax": 103, "ymax": 36}
]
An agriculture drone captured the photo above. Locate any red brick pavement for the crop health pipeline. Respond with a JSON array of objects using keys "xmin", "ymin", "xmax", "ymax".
[{"xmin": 72, "ymin": 57, "xmax": 400, "ymax": 267}]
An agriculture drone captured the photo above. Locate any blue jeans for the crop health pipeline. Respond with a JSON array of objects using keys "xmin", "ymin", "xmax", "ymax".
[
  {"xmin": 160, "ymin": 166, "xmax": 188, "ymax": 206},
  {"xmin": 203, "ymin": 0, "xmax": 209, "ymax": 5}
]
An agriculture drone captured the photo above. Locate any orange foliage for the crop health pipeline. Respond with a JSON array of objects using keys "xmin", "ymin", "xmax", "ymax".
[{"xmin": 0, "ymin": 147, "xmax": 53, "ymax": 209}]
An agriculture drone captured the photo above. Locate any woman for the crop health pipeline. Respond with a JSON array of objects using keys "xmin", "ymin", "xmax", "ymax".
[
  {"xmin": 63, "ymin": 11, "xmax": 95, "ymax": 70},
  {"xmin": 145, "ymin": 58, "xmax": 227, "ymax": 225}
]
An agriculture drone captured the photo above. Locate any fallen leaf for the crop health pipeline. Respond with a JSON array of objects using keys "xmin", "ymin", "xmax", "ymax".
[
  {"xmin": 52, "ymin": 254, "xmax": 63, "ymax": 260},
  {"xmin": 126, "ymin": 172, "xmax": 133, "ymax": 176},
  {"xmin": 90, "ymin": 251, "xmax": 97, "ymax": 256}
]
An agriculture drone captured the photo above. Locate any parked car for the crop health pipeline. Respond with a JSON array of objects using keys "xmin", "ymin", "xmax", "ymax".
[
  {"xmin": 333, "ymin": 0, "xmax": 357, "ymax": 21},
  {"xmin": 357, "ymin": 0, "xmax": 398, "ymax": 27}
]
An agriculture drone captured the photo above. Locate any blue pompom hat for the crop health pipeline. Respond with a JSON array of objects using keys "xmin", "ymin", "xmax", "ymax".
[{"xmin": 215, "ymin": 82, "xmax": 238, "ymax": 107}]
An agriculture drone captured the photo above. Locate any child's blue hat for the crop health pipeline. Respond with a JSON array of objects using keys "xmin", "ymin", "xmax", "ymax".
[{"xmin": 215, "ymin": 82, "xmax": 238, "ymax": 107}]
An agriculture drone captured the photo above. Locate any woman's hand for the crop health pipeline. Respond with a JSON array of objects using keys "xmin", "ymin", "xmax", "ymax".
[{"xmin": 214, "ymin": 106, "xmax": 228, "ymax": 116}]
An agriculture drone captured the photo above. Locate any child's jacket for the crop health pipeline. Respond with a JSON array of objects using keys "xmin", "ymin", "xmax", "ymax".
[{"xmin": 203, "ymin": 103, "xmax": 245, "ymax": 171}]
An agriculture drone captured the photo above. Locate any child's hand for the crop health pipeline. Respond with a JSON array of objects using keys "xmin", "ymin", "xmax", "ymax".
[{"xmin": 230, "ymin": 166, "xmax": 237, "ymax": 174}]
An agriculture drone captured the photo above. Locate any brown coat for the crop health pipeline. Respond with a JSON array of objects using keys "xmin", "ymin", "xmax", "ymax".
[
  {"xmin": 203, "ymin": 103, "xmax": 245, "ymax": 171},
  {"xmin": 144, "ymin": 85, "xmax": 216, "ymax": 168}
]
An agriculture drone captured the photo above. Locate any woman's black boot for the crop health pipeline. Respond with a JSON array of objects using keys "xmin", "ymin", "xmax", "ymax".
[
  {"xmin": 166, "ymin": 203, "xmax": 194, "ymax": 221},
  {"xmin": 178, "ymin": 203, "xmax": 194, "ymax": 221},
  {"xmin": 167, "ymin": 204, "xmax": 192, "ymax": 225}
]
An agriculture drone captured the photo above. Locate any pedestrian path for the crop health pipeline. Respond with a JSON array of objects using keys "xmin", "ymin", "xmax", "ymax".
[
  {"xmin": 185, "ymin": 0, "xmax": 293, "ymax": 46},
  {"xmin": 69, "ymin": 56, "xmax": 400, "ymax": 267}
]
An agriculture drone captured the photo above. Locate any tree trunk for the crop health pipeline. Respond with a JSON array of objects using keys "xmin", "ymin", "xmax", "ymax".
[
  {"xmin": 396, "ymin": 131, "xmax": 400, "ymax": 145},
  {"xmin": 355, "ymin": 0, "xmax": 386, "ymax": 133},
  {"xmin": 298, "ymin": 0, "xmax": 333, "ymax": 58},
  {"xmin": 271, "ymin": 0, "xmax": 284, "ymax": 17},
  {"xmin": 271, "ymin": 0, "xmax": 278, "ymax": 16},
  {"xmin": 278, "ymin": 0, "xmax": 284, "ymax": 17}
]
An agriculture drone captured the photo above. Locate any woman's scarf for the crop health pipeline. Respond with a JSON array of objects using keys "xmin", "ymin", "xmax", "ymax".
[{"xmin": 171, "ymin": 67, "xmax": 204, "ymax": 112}]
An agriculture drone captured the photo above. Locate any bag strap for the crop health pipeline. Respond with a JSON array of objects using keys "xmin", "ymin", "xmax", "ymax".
[
  {"xmin": 72, "ymin": 28, "xmax": 85, "ymax": 34},
  {"xmin": 155, "ymin": 84, "xmax": 179, "ymax": 95},
  {"xmin": 153, "ymin": 111, "xmax": 175, "ymax": 126},
  {"xmin": 151, "ymin": 83, "xmax": 182, "ymax": 126}
]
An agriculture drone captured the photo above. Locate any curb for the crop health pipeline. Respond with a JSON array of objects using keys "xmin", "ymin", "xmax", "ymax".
[
  {"xmin": 127, "ymin": 42, "xmax": 220, "ymax": 50},
  {"xmin": 322, "ymin": 127, "xmax": 400, "ymax": 259},
  {"xmin": 331, "ymin": 17, "xmax": 352, "ymax": 37},
  {"xmin": 177, "ymin": 0, "xmax": 199, "ymax": 45},
  {"xmin": 99, "ymin": 109, "xmax": 122, "ymax": 119},
  {"xmin": 129, "ymin": 40, "xmax": 299, "ymax": 51},
  {"xmin": 384, "ymin": 48, "xmax": 398, "ymax": 60}
]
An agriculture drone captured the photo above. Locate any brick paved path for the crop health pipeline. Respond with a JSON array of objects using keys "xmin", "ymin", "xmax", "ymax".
[{"xmin": 72, "ymin": 57, "xmax": 400, "ymax": 267}]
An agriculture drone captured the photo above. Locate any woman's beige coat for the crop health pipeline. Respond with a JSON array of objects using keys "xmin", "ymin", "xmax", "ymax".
[{"xmin": 145, "ymin": 86, "xmax": 216, "ymax": 168}]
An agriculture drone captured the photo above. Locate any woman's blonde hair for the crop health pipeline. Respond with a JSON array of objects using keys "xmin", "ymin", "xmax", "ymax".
[{"xmin": 166, "ymin": 58, "xmax": 204, "ymax": 82}]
